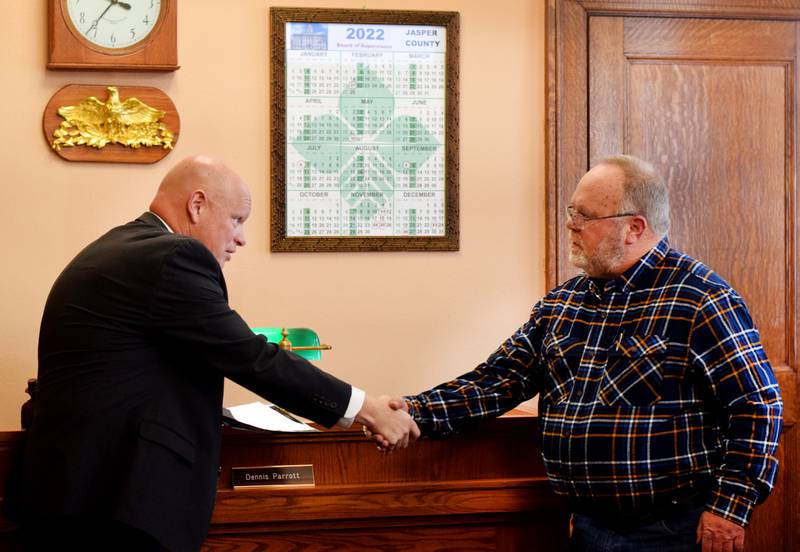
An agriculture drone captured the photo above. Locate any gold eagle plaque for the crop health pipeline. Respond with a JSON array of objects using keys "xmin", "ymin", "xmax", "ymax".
[
  {"xmin": 51, "ymin": 87, "xmax": 173, "ymax": 151},
  {"xmin": 43, "ymin": 84, "xmax": 180, "ymax": 164}
]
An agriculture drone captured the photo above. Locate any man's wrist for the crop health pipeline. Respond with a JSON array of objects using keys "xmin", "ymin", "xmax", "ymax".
[
  {"xmin": 404, "ymin": 396, "xmax": 421, "ymax": 419},
  {"xmin": 336, "ymin": 387, "xmax": 366, "ymax": 428},
  {"xmin": 706, "ymin": 485, "xmax": 755, "ymax": 527}
]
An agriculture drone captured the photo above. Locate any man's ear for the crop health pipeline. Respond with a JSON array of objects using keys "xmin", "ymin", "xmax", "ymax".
[
  {"xmin": 187, "ymin": 190, "xmax": 207, "ymax": 224},
  {"xmin": 625, "ymin": 215, "xmax": 648, "ymax": 244}
]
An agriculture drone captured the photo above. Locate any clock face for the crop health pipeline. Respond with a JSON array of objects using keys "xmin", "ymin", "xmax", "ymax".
[{"xmin": 64, "ymin": 0, "xmax": 164, "ymax": 51}]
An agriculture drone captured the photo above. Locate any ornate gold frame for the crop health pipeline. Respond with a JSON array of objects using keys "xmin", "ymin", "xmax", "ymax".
[{"xmin": 270, "ymin": 7, "xmax": 460, "ymax": 252}]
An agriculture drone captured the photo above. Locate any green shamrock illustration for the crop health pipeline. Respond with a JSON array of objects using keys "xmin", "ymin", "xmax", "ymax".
[{"xmin": 290, "ymin": 63, "xmax": 440, "ymax": 234}]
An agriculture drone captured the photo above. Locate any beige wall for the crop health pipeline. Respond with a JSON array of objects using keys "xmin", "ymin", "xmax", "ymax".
[{"xmin": 0, "ymin": 0, "xmax": 545, "ymax": 429}]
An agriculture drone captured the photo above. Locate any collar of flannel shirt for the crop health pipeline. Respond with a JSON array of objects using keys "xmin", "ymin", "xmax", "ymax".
[{"xmin": 584, "ymin": 236, "xmax": 671, "ymax": 296}]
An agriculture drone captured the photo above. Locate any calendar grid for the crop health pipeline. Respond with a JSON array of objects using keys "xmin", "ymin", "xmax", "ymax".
[{"xmin": 285, "ymin": 22, "xmax": 446, "ymax": 238}]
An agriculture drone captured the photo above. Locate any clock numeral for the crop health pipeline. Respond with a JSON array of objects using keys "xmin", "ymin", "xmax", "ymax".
[
  {"xmin": 143, "ymin": 15, "xmax": 150, "ymax": 26},
  {"xmin": 110, "ymin": 33, "xmax": 116, "ymax": 45},
  {"xmin": 79, "ymin": 12, "xmax": 85, "ymax": 24},
  {"xmin": 130, "ymin": 28, "xmax": 136, "ymax": 39},
  {"xmin": 150, "ymin": 0, "xmax": 155, "ymax": 8}
]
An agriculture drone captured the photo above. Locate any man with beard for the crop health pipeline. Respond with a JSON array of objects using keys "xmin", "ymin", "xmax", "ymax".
[{"xmin": 387, "ymin": 155, "xmax": 782, "ymax": 551}]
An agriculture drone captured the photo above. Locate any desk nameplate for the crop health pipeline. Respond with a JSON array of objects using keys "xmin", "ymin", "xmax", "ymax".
[{"xmin": 232, "ymin": 464, "xmax": 315, "ymax": 489}]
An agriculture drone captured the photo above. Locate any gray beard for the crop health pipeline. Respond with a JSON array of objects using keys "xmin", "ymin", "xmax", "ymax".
[{"xmin": 568, "ymin": 232, "xmax": 626, "ymax": 278}]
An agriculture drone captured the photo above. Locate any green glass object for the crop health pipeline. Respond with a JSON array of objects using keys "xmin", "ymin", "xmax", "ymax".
[{"xmin": 251, "ymin": 327, "xmax": 329, "ymax": 361}]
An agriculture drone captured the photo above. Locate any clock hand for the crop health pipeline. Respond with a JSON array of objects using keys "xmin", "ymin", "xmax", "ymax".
[
  {"xmin": 117, "ymin": 1, "xmax": 132, "ymax": 9},
  {"xmin": 87, "ymin": 1, "xmax": 115, "ymax": 35}
]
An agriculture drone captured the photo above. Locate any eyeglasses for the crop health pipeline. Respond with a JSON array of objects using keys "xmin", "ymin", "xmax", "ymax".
[{"xmin": 566, "ymin": 206, "xmax": 638, "ymax": 229}]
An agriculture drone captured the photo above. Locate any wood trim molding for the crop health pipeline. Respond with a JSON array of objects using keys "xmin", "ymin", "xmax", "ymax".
[
  {"xmin": 546, "ymin": 0, "xmax": 588, "ymax": 289},
  {"xmin": 545, "ymin": 0, "xmax": 558, "ymax": 287},
  {"xmin": 211, "ymin": 478, "xmax": 559, "ymax": 525},
  {"xmin": 578, "ymin": 0, "xmax": 800, "ymax": 20},
  {"xmin": 222, "ymin": 413, "xmax": 539, "ymax": 446}
]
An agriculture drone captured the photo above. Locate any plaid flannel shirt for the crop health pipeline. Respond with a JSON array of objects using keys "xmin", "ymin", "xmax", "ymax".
[{"xmin": 406, "ymin": 238, "xmax": 782, "ymax": 526}]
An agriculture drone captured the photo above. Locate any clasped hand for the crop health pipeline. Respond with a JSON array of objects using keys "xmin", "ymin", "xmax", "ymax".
[{"xmin": 356, "ymin": 395, "xmax": 419, "ymax": 452}]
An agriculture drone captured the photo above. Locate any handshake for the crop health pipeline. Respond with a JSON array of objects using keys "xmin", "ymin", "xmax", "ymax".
[{"xmin": 355, "ymin": 395, "xmax": 420, "ymax": 452}]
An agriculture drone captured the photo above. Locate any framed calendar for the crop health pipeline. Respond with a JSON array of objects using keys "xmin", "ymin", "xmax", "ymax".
[{"xmin": 270, "ymin": 8, "xmax": 460, "ymax": 252}]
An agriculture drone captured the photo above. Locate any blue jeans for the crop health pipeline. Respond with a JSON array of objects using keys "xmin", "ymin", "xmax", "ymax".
[{"xmin": 569, "ymin": 506, "xmax": 704, "ymax": 552}]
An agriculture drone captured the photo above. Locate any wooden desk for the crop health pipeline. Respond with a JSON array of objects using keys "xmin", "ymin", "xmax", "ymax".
[{"xmin": 0, "ymin": 413, "xmax": 569, "ymax": 551}]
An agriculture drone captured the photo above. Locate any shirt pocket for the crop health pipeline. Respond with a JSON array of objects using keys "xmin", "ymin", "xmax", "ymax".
[
  {"xmin": 599, "ymin": 334, "xmax": 667, "ymax": 407},
  {"xmin": 541, "ymin": 333, "xmax": 583, "ymax": 405}
]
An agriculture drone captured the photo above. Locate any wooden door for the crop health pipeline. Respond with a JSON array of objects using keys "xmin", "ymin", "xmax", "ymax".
[{"xmin": 548, "ymin": 2, "xmax": 799, "ymax": 550}]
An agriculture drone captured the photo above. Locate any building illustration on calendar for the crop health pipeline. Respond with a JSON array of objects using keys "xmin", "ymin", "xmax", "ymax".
[{"xmin": 285, "ymin": 22, "xmax": 446, "ymax": 237}]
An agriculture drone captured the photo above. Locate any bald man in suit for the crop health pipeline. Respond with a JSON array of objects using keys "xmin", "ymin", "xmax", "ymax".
[{"xmin": 4, "ymin": 156, "xmax": 418, "ymax": 552}]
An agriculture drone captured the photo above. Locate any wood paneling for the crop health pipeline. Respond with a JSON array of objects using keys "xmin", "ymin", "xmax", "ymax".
[
  {"xmin": 589, "ymin": 16, "xmax": 790, "ymax": 368},
  {"xmin": 589, "ymin": 17, "xmax": 625, "ymax": 165},
  {"xmin": 746, "ymin": 426, "xmax": 793, "ymax": 550},
  {"xmin": 204, "ymin": 516, "xmax": 565, "ymax": 552},
  {"xmin": 628, "ymin": 61, "xmax": 786, "ymax": 352},
  {"xmin": 216, "ymin": 414, "xmax": 546, "ymax": 487},
  {"xmin": 0, "ymin": 414, "xmax": 569, "ymax": 551},
  {"xmin": 212, "ymin": 479, "xmax": 555, "ymax": 524},
  {"xmin": 549, "ymin": 2, "xmax": 799, "ymax": 550},
  {"xmin": 623, "ymin": 18, "xmax": 796, "ymax": 59}
]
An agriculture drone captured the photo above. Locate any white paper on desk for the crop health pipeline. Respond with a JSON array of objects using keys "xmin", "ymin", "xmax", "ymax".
[{"xmin": 225, "ymin": 401, "xmax": 318, "ymax": 432}]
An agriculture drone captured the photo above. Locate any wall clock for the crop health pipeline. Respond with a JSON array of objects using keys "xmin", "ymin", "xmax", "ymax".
[{"xmin": 48, "ymin": 0, "xmax": 178, "ymax": 71}]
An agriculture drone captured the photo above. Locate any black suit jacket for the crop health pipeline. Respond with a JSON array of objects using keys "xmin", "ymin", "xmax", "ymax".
[{"xmin": 5, "ymin": 213, "xmax": 351, "ymax": 551}]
